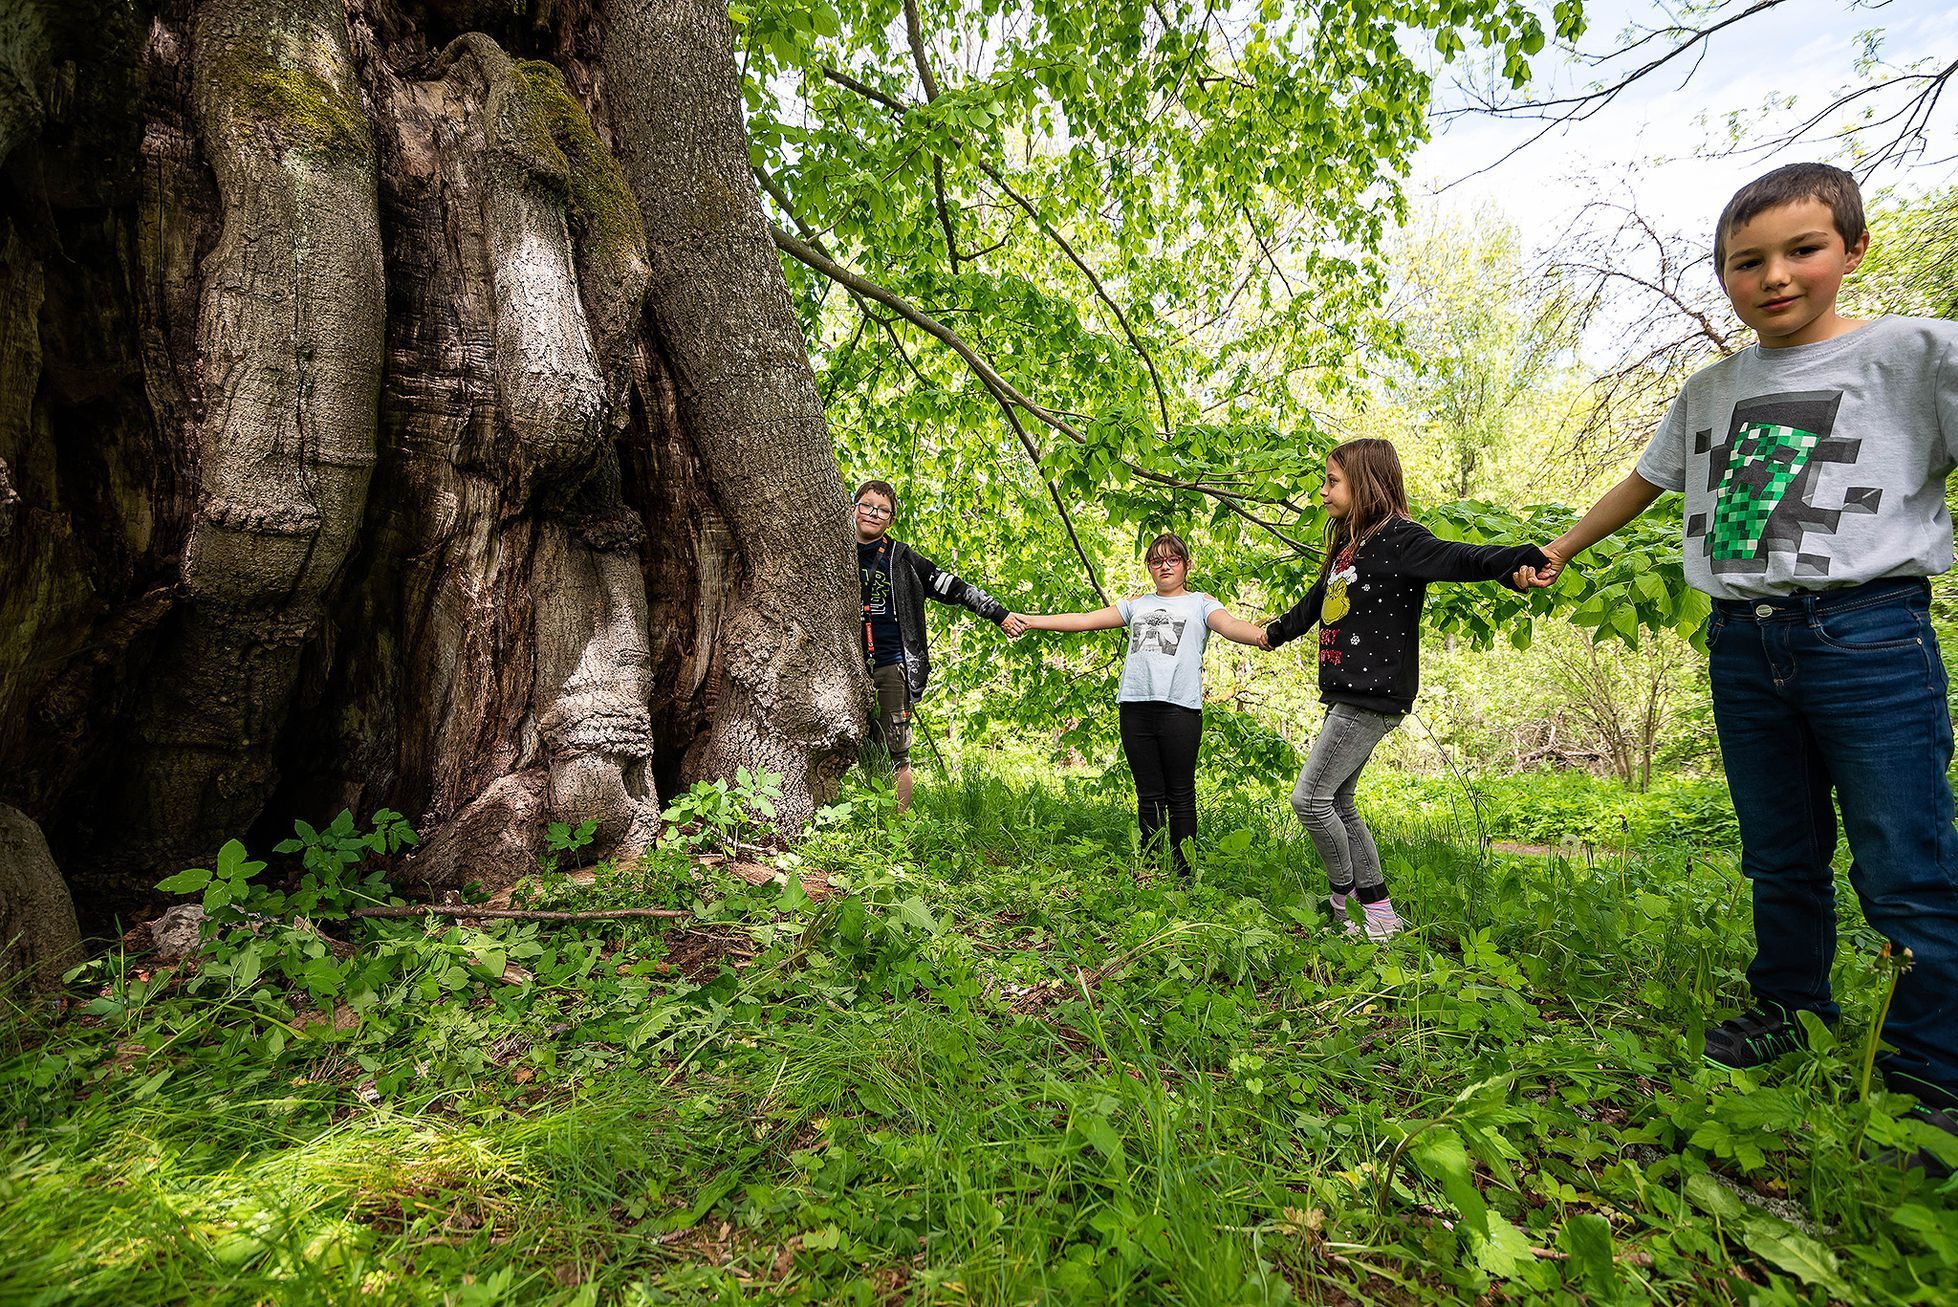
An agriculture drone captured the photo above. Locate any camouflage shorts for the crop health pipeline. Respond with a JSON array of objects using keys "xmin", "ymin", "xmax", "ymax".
[{"xmin": 869, "ymin": 662, "xmax": 912, "ymax": 767}]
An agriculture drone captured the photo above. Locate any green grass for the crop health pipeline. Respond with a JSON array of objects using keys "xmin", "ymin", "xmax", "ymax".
[{"xmin": 3, "ymin": 766, "xmax": 1954, "ymax": 1304}]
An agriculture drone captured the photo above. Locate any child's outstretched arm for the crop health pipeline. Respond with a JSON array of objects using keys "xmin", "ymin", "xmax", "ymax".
[
  {"xmin": 1206, "ymin": 609, "xmax": 1272, "ymax": 650},
  {"xmin": 1391, "ymin": 524, "xmax": 1547, "ymax": 588},
  {"xmin": 1515, "ymin": 472, "xmax": 1666, "ymax": 588},
  {"xmin": 906, "ymin": 547, "xmax": 1010, "ymax": 623},
  {"xmin": 1263, "ymin": 575, "xmax": 1327, "ymax": 649},
  {"xmin": 1004, "ymin": 605, "xmax": 1125, "ymax": 635}
]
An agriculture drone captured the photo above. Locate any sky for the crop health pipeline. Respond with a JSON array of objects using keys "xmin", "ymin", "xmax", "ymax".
[{"xmin": 1409, "ymin": 0, "xmax": 1958, "ymax": 254}]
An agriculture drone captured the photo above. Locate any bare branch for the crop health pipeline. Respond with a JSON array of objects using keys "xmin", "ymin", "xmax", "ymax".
[
  {"xmin": 1438, "ymin": 1, "xmax": 1790, "ymax": 123},
  {"xmin": 351, "ymin": 905, "xmax": 692, "ymax": 922},
  {"xmin": 1438, "ymin": 2, "xmax": 1954, "ymax": 188}
]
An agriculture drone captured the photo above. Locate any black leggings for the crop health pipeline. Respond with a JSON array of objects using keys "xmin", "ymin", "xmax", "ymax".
[{"xmin": 1119, "ymin": 700, "xmax": 1202, "ymax": 876}]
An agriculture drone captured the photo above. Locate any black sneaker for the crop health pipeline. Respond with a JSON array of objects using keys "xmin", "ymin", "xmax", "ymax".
[
  {"xmin": 1899, "ymin": 1104, "xmax": 1958, "ymax": 1179},
  {"xmin": 1701, "ymin": 1004, "xmax": 1831, "ymax": 1070},
  {"xmin": 1872, "ymin": 1075, "xmax": 1958, "ymax": 1179}
]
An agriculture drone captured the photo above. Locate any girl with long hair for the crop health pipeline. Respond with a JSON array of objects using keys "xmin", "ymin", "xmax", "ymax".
[
  {"xmin": 1266, "ymin": 439, "xmax": 1547, "ymax": 937},
  {"xmin": 1004, "ymin": 534, "xmax": 1270, "ymax": 877}
]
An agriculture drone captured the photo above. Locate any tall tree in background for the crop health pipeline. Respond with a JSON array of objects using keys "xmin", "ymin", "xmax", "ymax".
[{"xmin": 1379, "ymin": 207, "xmax": 1578, "ymax": 501}]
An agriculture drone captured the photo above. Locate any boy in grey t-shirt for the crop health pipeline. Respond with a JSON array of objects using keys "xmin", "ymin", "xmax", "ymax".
[{"xmin": 1521, "ymin": 163, "xmax": 1958, "ymax": 1168}]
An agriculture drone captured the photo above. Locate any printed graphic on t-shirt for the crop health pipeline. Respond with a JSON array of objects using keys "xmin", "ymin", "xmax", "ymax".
[
  {"xmin": 861, "ymin": 557, "xmax": 893, "ymax": 615},
  {"xmin": 1130, "ymin": 609, "xmax": 1187, "ymax": 656},
  {"xmin": 1687, "ymin": 389, "xmax": 1882, "ymax": 578}
]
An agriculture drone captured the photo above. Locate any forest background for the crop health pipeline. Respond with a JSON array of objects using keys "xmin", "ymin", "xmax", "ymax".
[
  {"xmin": 7, "ymin": 0, "xmax": 1958, "ymax": 1301},
  {"xmin": 776, "ymin": 0, "xmax": 1958, "ymax": 842}
]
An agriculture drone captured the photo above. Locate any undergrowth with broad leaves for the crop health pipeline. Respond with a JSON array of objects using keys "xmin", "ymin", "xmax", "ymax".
[{"xmin": 3, "ymin": 766, "xmax": 1954, "ymax": 1304}]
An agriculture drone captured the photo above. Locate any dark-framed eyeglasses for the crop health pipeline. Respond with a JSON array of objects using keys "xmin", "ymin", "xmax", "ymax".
[{"xmin": 854, "ymin": 502, "xmax": 893, "ymax": 519}]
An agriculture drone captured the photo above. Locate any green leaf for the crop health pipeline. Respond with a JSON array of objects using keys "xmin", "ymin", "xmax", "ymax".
[
  {"xmin": 1892, "ymin": 1203, "xmax": 1958, "ymax": 1265},
  {"xmin": 1682, "ymin": 1170, "xmax": 1749, "ymax": 1221},
  {"xmin": 156, "ymin": 867, "xmax": 212, "ymax": 894},
  {"xmin": 232, "ymin": 946, "xmax": 262, "ymax": 989},
  {"xmin": 215, "ymin": 839, "xmax": 266, "ymax": 884},
  {"xmin": 1410, "ymin": 1126, "xmax": 1533, "ymax": 1277},
  {"xmin": 1741, "ymin": 1220, "xmax": 1848, "ymax": 1296},
  {"xmin": 1081, "ymin": 1113, "xmax": 1126, "ymax": 1166},
  {"xmin": 299, "ymin": 958, "xmax": 345, "ymax": 994},
  {"xmin": 776, "ymin": 875, "xmax": 815, "ymax": 913},
  {"xmin": 894, "ymin": 896, "xmax": 939, "ymax": 934},
  {"xmin": 1558, "ymin": 1213, "xmax": 1616, "ymax": 1291}
]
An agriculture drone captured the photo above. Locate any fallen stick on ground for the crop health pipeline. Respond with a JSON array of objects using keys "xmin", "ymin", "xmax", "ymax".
[{"xmin": 350, "ymin": 905, "xmax": 692, "ymax": 922}]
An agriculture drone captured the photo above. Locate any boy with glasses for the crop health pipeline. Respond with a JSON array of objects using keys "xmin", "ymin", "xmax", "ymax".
[{"xmin": 852, "ymin": 480, "xmax": 1010, "ymax": 811}]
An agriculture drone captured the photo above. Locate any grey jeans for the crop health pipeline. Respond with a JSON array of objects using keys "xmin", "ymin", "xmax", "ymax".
[{"xmin": 1291, "ymin": 703, "xmax": 1401, "ymax": 891}]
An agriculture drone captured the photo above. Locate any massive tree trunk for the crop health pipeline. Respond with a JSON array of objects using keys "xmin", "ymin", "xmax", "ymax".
[{"xmin": 0, "ymin": 0, "xmax": 869, "ymax": 956}]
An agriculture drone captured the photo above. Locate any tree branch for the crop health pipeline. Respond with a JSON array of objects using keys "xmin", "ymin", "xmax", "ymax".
[
  {"xmin": 351, "ymin": 905, "xmax": 692, "ymax": 922},
  {"xmin": 822, "ymin": 60, "xmax": 1176, "ymax": 440},
  {"xmin": 1439, "ymin": 1, "xmax": 1789, "ymax": 122},
  {"xmin": 901, "ymin": 0, "xmax": 942, "ymax": 100},
  {"xmin": 977, "ymin": 372, "xmax": 1111, "ymax": 605},
  {"xmin": 822, "ymin": 64, "xmax": 905, "ymax": 112},
  {"xmin": 766, "ymin": 222, "xmax": 1315, "ymax": 553},
  {"xmin": 977, "ymin": 164, "xmax": 1175, "ymax": 436},
  {"xmin": 1432, "ymin": 1, "xmax": 1790, "ymax": 189},
  {"xmin": 898, "ymin": 0, "xmax": 968, "ymax": 274}
]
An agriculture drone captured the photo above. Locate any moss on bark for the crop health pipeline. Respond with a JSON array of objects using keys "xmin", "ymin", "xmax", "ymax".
[
  {"xmin": 512, "ymin": 59, "xmax": 645, "ymax": 269},
  {"xmin": 203, "ymin": 31, "xmax": 370, "ymax": 162}
]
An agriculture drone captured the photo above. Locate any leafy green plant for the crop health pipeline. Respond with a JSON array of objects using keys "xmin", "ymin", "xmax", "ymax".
[
  {"xmin": 149, "ymin": 810, "xmax": 419, "ymax": 1007},
  {"xmin": 273, "ymin": 807, "xmax": 414, "ymax": 918},
  {"xmin": 540, "ymin": 818, "xmax": 599, "ymax": 875},
  {"xmin": 660, "ymin": 766, "xmax": 783, "ymax": 856},
  {"xmin": 12, "ymin": 763, "xmax": 1946, "ymax": 1304},
  {"xmin": 155, "ymin": 838, "xmax": 267, "ymax": 917}
]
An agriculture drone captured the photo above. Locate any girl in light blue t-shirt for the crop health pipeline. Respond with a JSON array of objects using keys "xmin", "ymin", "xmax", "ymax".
[{"xmin": 1005, "ymin": 533, "xmax": 1269, "ymax": 877}]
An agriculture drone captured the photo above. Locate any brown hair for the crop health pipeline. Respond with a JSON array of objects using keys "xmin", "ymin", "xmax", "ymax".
[
  {"xmin": 1143, "ymin": 532, "xmax": 1190, "ymax": 567},
  {"xmin": 854, "ymin": 479, "xmax": 898, "ymax": 512},
  {"xmin": 1714, "ymin": 162, "xmax": 1866, "ymax": 277},
  {"xmin": 1324, "ymin": 438, "xmax": 1410, "ymax": 556}
]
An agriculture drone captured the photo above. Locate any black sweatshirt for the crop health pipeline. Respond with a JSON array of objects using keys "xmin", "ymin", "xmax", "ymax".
[{"xmin": 1265, "ymin": 517, "xmax": 1547, "ymax": 715}]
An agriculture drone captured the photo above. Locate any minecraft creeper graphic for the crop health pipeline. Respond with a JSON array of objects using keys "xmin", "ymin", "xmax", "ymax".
[
  {"xmin": 1686, "ymin": 390, "xmax": 1882, "ymax": 579},
  {"xmin": 1709, "ymin": 421, "xmax": 1821, "ymax": 560}
]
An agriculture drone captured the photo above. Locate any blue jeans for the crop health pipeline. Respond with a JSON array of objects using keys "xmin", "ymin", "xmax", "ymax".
[{"xmin": 1708, "ymin": 578, "xmax": 1958, "ymax": 1105}]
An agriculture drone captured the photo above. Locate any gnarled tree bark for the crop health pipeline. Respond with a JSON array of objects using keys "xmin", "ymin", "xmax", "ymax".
[{"xmin": 0, "ymin": 0, "xmax": 868, "ymax": 974}]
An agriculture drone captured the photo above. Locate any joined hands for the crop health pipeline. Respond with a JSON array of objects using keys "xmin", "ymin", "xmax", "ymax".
[{"xmin": 1514, "ymin": 542, "xmax": 1569, "ymax": 590}]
